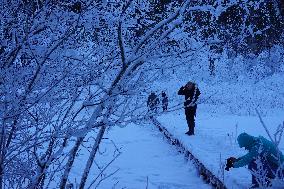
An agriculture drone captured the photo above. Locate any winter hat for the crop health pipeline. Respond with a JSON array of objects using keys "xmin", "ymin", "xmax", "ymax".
[
  {"xmin": 237, "ymin": 133, "xmax": 255, "ymax": 148},
  {"xmin": 185, "ymin": 81, "xmax": 194, "ymax": 90}
]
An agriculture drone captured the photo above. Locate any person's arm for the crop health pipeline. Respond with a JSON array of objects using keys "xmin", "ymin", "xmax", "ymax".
[
  {"xmin": 178, "ymin": 86, "xmax": 186, "ymax": 95},
  {"xmin": 192, "ymin": 87, "xmax": 201, "ymax": 104},
  {"xmin": 147, "ymin": 96, "xmax": 150, "ymax": 106},
  {"xmin": 233, "ymin": 145, "xmax": 259, "ymax": 168},
  {"xmin": 196, "ymin": 87, "xmax": 201, "ymax": 98}
]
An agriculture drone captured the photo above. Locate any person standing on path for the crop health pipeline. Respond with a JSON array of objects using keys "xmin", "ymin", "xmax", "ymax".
[
  {"xmin": 161, "ymin": 91, "xmax": 168, "ymax": 112},
  {"xmin": 178, "ymin": 81, "xmax": 201, "ymax": 135},
  {"xmin": 147, "ymin": 92, "xmax": 160, "ymax": 113}
]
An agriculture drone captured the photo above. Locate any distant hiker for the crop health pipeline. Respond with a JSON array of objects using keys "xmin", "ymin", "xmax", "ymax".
[
  {"xmin": 226, "ymin": 133, "xmax": 284, "ymax": 188},
  {"xmin": 147, "ymin": 92, "xmax": 160, "ymax": 113},
  {"xmin": 161, "ymin": 91, "xmax": 168, "ymax": 112},
  {"xmin": 178, "ymin": 81, "xmax": 201, "ymax": 135}
]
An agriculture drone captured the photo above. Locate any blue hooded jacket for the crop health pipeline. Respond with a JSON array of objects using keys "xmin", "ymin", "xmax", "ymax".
[{"xmin": 233, "ymin": 133, "xmax": 284, "ymax": 168}]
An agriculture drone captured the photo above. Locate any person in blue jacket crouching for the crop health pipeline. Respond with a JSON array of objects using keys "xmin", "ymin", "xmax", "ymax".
[{"xmin": 226, "ymin": 132, "xmax": 284, "ymax": 188}]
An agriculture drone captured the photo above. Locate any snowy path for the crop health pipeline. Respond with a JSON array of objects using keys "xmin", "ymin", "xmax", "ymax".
[{"xmin": 96, "ymin": 123, "xmax": 212, "ymax": 189}]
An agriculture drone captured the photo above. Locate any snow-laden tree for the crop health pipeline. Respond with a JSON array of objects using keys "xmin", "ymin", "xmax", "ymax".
[
  {"xmin": 2, "ymin": 0, "xmax": 282, "ymax": 188},
  {"xmin": 0, "ymin": 0, "xmax": 203, "ymax": 188}
]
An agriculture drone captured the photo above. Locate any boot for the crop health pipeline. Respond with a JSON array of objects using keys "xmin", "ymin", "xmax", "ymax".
[{"xmin": 185, "ymin": 131, "xmax": 194, "ymax": 135}]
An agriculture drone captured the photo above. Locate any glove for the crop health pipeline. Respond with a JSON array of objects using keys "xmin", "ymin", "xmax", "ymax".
[{"xmin": 225, "ymin": 157, "xmax": 237, "ymax": 171}]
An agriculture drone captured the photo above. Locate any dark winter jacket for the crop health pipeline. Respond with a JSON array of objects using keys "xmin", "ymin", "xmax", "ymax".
[
  {"xmin": 161, "ymin": 92, "xmax": 168, "ymax": 105},
  {"xmin": 147, "ymin": 93, "xmax": 159, "ymax": 109},
  {"xmin": 178, "ymin": 84, "xmax": 200, "ymax": 108},
  {"xmin": 233, "ymin": 133, "xmax": 284, "ymax": 168}
]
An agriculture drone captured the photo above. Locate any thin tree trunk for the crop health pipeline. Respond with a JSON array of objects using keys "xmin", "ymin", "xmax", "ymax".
[
  {"xmin": 59, "ymin": 137, "xmax": 84, "ymax": 189},
  {"xmin": 28, "ymin": 165, "xmax": 47, "ymax": 189},
  {"xmin": 5, "ymin": 119, "xmax": 17, "ymax": 149},
  {"xmin": 79, "ymin": 125, "xmax": 106, "ymax": 189}
]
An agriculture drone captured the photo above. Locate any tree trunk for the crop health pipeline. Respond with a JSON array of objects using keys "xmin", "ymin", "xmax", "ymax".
[
  {"xmin": 79, "ymin": 125, "xmax": 106, "ymax": 189},
  {"xmin": 59, "ymin": 137, "xmax": 84, "ymax": 189}
]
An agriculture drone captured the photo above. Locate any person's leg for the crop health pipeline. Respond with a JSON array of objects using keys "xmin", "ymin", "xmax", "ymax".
[
  {"xmin": 188, "ymin": 114, "xmax": 195, "ymax": 135},
  {"xmin": 148, "ymin": 106, "xmax": 155, "ymax": 119},
  {"xmin": 185, "ymin": 108, "xmax": 195, "ymax": 135},
  {"xmin": 266, "ymin": 161, "xmax": 278, "ymax": 186},
  {"xmin": 154, "ymin": 106, "xmax": 158, "ymax": 113},
  {"xmin": 185, "ymin": 109, "xmax": 191, "ymax": 134},
  {"xmin": 189, "ymin": 106, "xmax": 197, "ymax": 135},
  {"xmin": 164, "ymin": 103, "xmax": 168, "ymax": 111},
  {"xmin": 248, "ymin": 160, "xmax": 259, "ymax": 188},
  {"xmin": 248, "ymin": 156, "xmax": 278, "ymax": 188}
]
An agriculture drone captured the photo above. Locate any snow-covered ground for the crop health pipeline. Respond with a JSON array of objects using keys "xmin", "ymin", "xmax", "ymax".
[
  {"xmin": 157, "ymin": 108, "xmax": 284, "ymax": 189},
  {"xmin": 69, "ymin": 109, "xmax": 283, "ymax": 189},
  {"xmin": 79, "ymin": 123, "xmax": 212, "ymax": 189},
  {"xmin": 67, "ymin": 122, "xmax": 213, "ymax": 188}
]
